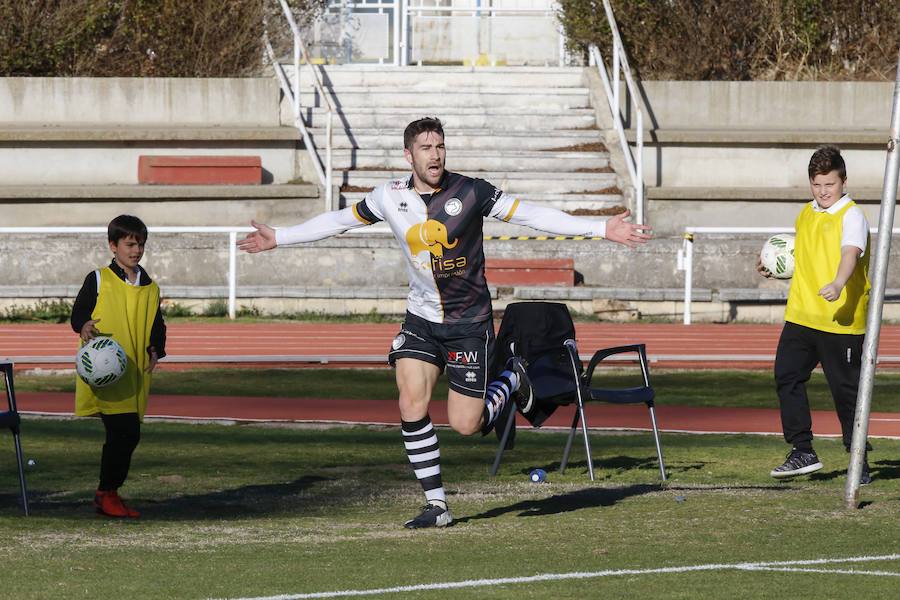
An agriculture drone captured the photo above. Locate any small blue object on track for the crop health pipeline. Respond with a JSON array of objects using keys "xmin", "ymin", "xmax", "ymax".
[{"xmin": 529, "ymin": 468, "xmax": 547, "ymax": 483}]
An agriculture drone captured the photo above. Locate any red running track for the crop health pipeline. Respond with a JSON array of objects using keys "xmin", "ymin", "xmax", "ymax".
[
  {"xmin": 6, "ymin": 322, "xmax": 900, "ymax": 437},
  {"xmin": 14, "ymin": 392, "xmax": 900, "ymax": 438},
  {"xmin": 6, "ymin": 321, "xmax": 900, "ymax": 369}
]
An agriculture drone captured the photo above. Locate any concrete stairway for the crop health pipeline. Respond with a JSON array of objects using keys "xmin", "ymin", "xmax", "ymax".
[{"xmin": 292, "ymin": 65, "xmax": 623, "ymax": 235}]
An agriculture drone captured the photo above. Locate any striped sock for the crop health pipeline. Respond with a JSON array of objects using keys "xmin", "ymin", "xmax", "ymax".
[
  {"xmin": 402, "ymin": 415, "xmax": 446, "ymax": 507},
  {"xmin": 482, "ymin": 369, "xmax": 519, "ymax": 428}
]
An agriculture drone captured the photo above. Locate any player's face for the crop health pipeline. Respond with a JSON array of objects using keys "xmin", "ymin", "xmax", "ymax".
[
  {"xmin": 109, "ymin": 235, "xmax": 145, "ymax": 271},
  {"xmin": 404, "ymin": 130, "xmax": 446, "ymax": 191},
  {"xmin": 809, "ymin": 170, "xmax": 845, "ymax": 209}
]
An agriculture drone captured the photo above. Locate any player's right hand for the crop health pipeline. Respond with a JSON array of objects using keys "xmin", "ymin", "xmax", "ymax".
[
  {"xmin": 756, "ymin": 256, "xmax": 773, "ymax": 279},
  {"xmin": 237, "ymin": 220, "xmax": 277, "ymax": 253},
  {"xmin": 80, "ymin": 319, "xmax": 101, "ymax": 342}
]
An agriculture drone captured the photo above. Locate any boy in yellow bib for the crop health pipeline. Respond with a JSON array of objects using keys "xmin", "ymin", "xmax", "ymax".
[
  {"xmin": 760, "ymin": 146, "xmax": 872, "ymax": 484},
  {"xmin": 70, "ymin": 215, "xmax": 166, "ymax": 518}
]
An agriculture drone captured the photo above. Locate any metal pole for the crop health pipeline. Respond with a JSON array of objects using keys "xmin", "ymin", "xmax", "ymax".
[
  {"xmin": 844, "ymin": 50, "xmax": 900, "ymax": 509},
  {"xmin": 612, "ymin": 39, "xmax": 620, "ymax": 112},
  {"xmin": 393, "ymin": 0, "xmax": 401, "ymax": 65},
  {"xmin": 2, "ymin": 363, "xmax": 29, "ymax": 516},
  {"xmin": 400, "ymin": 0, "xmax": 409, "ymax": 66},
  {"xmin": 683, "ymin": 233, "xmax": 694, "ymax": 325},
  {"xmin": 636, "ymin": 107, "xmax": 644, "ymax": 224},
  {"xmin": 228, "ymin": 232, "xmax": 237, "ymax": 320},
  {"xmin": 326, "ymin": 111, "xmax": 334, "ymax": 211}
]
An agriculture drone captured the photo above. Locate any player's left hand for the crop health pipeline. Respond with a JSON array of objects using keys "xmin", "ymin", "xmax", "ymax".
[
  {"xmin": 819, "ymin": 282, "xmax": 842, "ymax": 302},
  {"xmin": 604, "ymin": 209, "xmax": 652, "ymax": 248},
  {"xmin": 145, "ymin": 348, "xmax": 158, "ymax": 373}
]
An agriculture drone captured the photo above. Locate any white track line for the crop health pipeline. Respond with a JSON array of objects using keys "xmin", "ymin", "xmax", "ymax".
[{"xmin": 212, "ymin": 554, "xmax": 900, "ymax": 600}]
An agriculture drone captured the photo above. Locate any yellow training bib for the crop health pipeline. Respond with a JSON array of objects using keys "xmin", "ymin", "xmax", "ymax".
[
  {"xmin": 784, "ymin": 202, "xmax": 869, "ymax": 334},
  {"xmin": 75, "ymin": 268, "xmax": 160, "ymax": 419}
]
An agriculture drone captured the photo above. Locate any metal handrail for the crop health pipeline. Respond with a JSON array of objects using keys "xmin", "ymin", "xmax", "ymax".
[
  {"xmin": 0, "ymin": 226, "xmax": 253, "ymax": 321},
  {"xmin": 589, "ymin": 0, "xmax": 644, "ymax": 224},
  {"xmin": 268, "ymin": 0, "xmax": 335, "ymax": 212},
  {"xmin": 679, "ymin": 226, "xmax": 900, "ymax": 325}
]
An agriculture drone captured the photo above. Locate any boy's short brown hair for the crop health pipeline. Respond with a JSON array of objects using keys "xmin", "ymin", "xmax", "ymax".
[
  {"xmin": 808, "ymin": 145, "xmax": 846, "ymax": 181},
  {"xmin": 108, "ymin": 215, "xmax": 148, "ymax": 244},
  {"xmin": 404, "ymin": 117, "xmax": 444, "ymax": 149}
]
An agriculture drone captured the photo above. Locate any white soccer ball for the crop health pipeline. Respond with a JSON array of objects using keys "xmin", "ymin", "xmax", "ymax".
[
  {"xmin": 760, "ymin": 233, "xmax": 795, "ymax": 279},
  {"xmin": 76, "ymin": 337, "xmax": 127, "ymax": 388}
]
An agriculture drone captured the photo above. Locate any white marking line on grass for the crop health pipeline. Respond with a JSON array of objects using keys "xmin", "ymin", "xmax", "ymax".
[
  {"xmin": 745, "ymin": 567, "xmax": 900, "ymax": 577},
  {"xmin": 213, "ymin": 554, "xmax": 900, "ymax": 600}
]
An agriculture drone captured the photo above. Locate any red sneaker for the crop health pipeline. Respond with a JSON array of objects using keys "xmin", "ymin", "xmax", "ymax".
[
  {"xmin": 94, "ymin": 490, "xmax": 129, "ymax": 518},
  {"xmin": 95, "ymin": 490, "xmax": 139, "ymax": 518},
  {"xmin": 117, "ymin": 494, "xmax": 141, "ymax": 519}
]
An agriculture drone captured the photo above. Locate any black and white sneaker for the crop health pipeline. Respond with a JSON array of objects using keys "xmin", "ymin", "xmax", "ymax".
[
  {"xmin": 507, "ymin": 357, "xmax": 534, "ymax": 415},
  {"xmin": 770, "ymin": 448, "xmax": 823, "ymax": 478},
  {"xmin": 403, "ymin": 502, "xmax": 453, "ymax": 529}
]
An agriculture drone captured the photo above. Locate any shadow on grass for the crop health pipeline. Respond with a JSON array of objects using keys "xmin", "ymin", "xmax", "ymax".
[
  {"xmin": 517, "ymin": 455, "xmax": 706, "ymax": 479},
  {"xmin": 455, "ymin": 482, "xmax": 794, "ymax": 525},
  {"xmin": 809, "ymin": 457, "xmax": 900, "ymax": 483},
  {"xmin": 455, "ymin": 484, "xmax": 662, "ymax": 524},
  {"xmin": 4, "ymin": 475, "xmax": 334, "ymax": 520}
]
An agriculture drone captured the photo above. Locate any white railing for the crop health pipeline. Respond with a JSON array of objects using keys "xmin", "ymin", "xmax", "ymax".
[
  {"xmin": 679, "ymin": 226, "xmax": 900, "ymax": 325},
  {"xmin": 588, "ymin": 0, "xmax": 644, "ymax": 224},
  {"xmin": 267, "ymin": 0, "xmax": 335, "ymax": 212},
  {"xmin": 0, "ymin": 227, "xmax": 252, "ymax": 320},
  {"xmin": 401, "ymin": 2, "xmax": 565, "ymax": 67}
]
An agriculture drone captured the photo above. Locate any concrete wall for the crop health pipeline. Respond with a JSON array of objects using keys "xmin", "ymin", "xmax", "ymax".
[
  {"xmin": 635, "ymin": 81, "xmax": 893, "ymax": 130},
  {"xmin": 0, "ymin": 78, "xmax": 304, "ymax": 185},
  {"xmin": 630, "ymin": 81, "xmax": 893, "ymax": 189},
  {"xmin": 0, "ymin": 78, "xmax": 282, "ymax": 125}
]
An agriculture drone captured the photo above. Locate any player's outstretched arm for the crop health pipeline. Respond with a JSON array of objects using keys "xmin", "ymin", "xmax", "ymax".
[
  {"xmin": 603, "ymin": 209, "xmax": 652, "ymax": 248},
  {"xmin": 498, "ymin": 199, "xmax": 652, "ymax": 248},
  {"xmin": 237, "ymin": 220, "xmax": 277, "ymax": 253}
]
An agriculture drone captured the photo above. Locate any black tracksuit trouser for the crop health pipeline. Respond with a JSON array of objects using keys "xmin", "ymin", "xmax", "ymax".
[
  {"xmin": 774, "ymin": 321, "xmax": 863, "ymax": 451},
  {"xmin": 98, "ymin": 413, "xmax": 141, "ymax": 491}
]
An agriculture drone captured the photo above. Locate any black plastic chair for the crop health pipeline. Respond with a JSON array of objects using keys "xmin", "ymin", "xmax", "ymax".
[
  {"xmin": 1, "ymin": 361, "xmax": 29, "ymax": 515},
  {"xmin": 490, "ymin": 302, "xmax": 666, "ymax": 481}
]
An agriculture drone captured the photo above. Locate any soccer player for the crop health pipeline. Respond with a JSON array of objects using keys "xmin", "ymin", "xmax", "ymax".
[
  {"xmin": 759, "ymin": 145, "xmax": 872, "ymax": 484},
  {"xmin": 239, "ymin": 117, "xmax": 651, "ymax": 527}
]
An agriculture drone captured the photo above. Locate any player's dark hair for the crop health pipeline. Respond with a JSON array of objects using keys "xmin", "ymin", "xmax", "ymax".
[
  {"xmin": 808, "ymin": 145, "xmax": 846, "ymax": 181},
  {"xmin": 404, "ymin": 117, "xmax": 444, "ymax": 149},
  {"xmin": 108, "ymin": 214, "xmax": 148, "ymax": 244}
]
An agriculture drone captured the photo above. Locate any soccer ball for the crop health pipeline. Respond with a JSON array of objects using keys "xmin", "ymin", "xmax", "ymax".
[
  {"xmin": 760, "ymin": 233, "xmax": 795, "ymax": 279},
  {"xmin": 76, "ymin": 337, "xmax": 127, "ymax": 388}
]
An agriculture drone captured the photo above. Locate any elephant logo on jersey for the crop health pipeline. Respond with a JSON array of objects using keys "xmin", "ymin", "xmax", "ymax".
[{"xmin": 405, "ymin": 219, "xmax": 458, "ymax": 258}]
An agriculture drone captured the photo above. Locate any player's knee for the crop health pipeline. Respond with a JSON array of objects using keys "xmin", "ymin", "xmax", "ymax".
[
  {"xmin": 398, "ymin": 393, "xmax": 429, "ymax": 420},
  {"xmin": 448, "ymin": 413, "xmax": 481, "ymax": 436}
]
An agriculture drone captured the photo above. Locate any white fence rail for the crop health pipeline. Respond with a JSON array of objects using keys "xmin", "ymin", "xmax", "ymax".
[
  {"xmin": 0, "ymin": 226, "xmax": 253, "ymax": 320},
  {"xmin": 588, "ymin": 0, "xmax": 644, "ymax": 223},
  {"xmin": 678, "ymin": 226, "xmax": 900, "ymax": 325}
]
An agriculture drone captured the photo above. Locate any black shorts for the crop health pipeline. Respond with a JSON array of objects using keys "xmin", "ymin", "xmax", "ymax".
[{"xmin": 388, "ymin": 312, "xmax": 496, "ymax": 398}]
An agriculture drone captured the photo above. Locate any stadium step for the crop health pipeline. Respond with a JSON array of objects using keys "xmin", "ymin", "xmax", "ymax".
[
  {"xmin": 329, "ymin": 149, "xmax": 609, "ymax": 172},
  {"xmin": 298, "ymin": 86, "xmax": 590, "ymax": 109},
  {"xmin": 337, "ymin": 170, "xmax": 618, "ymax": 195},
  {"xmin": 340, "ymin": 191, "xmax": 622, "ymax": 212},
  {"xmin": 306, "ymin": 65, "xmax": 587, "ymax": 88},
  {"xmin": 305, "ymin": 106, "xmax": 599, "ymax": 131},
  {"xmin": 309, "ymin": 128, "xmax": 604, "ymax": 151},
  {"xmin": 287, "ymin": 64, "xmax": 625, "ymax": 238}
]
